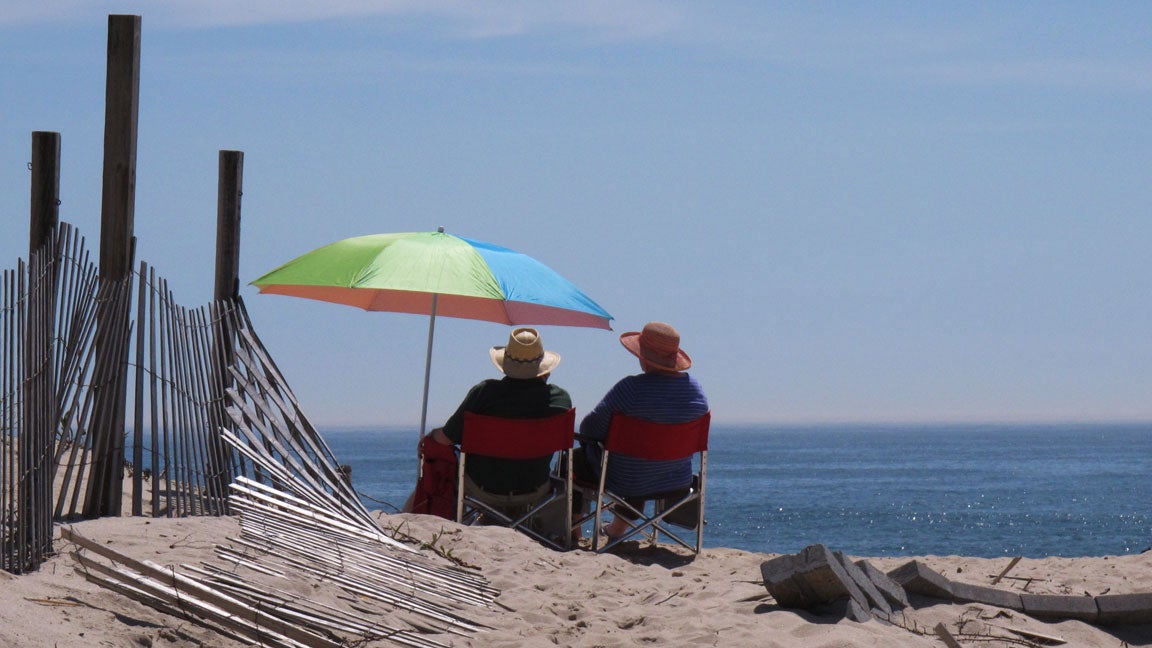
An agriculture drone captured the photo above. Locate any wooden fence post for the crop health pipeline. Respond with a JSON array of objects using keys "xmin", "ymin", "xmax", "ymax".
[
  {"xmin": 86, "ymin": 14, "xmax": 141, "ymax": 517},
  {"xmin": 29, "ymin": 132, "xmax": 61, "ymax": 256},
  {"xmin": 20, "ymin": 131, "xmax": 63, "ymax": 568},
  {"xmin": 215, "ymin": 151, "xmax": 243, "ymax": 302},
  {"xmin": 208, "ymin": 150, "xmax": 244, "ymax": 510}
]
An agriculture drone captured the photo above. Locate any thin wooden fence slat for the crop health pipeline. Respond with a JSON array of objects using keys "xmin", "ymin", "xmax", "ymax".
[
  {"xmin": 71, "ymin": 550, "xmax": 312, "ymax": 648},
  {"xmin": 15, "ymin": 261, "xmax": 27, "ymax": 568},
  {"xmin": 228, "ymin": 332, "xmax": 371, "ymax": 522},
  {"xmin": 188, "ymin": 307, "xmax": 225, "ymax": 513},
  {"xmin": 2, "ymin": 269, "xmax": 13, "ymax": 571},
  {"xmin": 131, "ymin": 260, "xmax": 146, "ymax": 515},
  {"xmin": 173, "ymin": 304, "xmax": 205, "ymax": 514},
  {"xmin": 146, "ymin": 265, "xmax": 160, "ymax": 517},
  {"xmin": 156, "ymin": 277, "xmax": 175, "ymax": 517},
  {"xmin": 159, "ymin": 278, "xmax": 188, "ymax": 517},
  {"xmin": 65, "ymin": 527, "xmax": 342, "ymax": 648},
  {"xmin": 188, "ymin": 308, "xmax": 215, "ymax": 513}
]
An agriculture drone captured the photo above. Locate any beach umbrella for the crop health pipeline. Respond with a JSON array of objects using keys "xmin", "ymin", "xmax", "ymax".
[{"xmin": 252, "ymin": 227, "xmax": 613, "ymax": 436}]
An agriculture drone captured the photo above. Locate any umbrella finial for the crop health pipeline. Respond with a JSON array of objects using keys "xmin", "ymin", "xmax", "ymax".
[{"xmin": 437, "ymin": 226, "xmax": 445, "ymax": 233}]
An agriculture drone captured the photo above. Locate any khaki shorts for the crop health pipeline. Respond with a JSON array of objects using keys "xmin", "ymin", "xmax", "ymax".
[{"xmin": 463, "ymin": 475, "xmax": 568, "ymax": 540}]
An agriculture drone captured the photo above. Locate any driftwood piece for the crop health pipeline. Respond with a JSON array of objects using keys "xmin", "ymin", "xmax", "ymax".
[
  {"xmin": 933, "ymin": 622, "xmax": 963, "ymax": 648},
  {"xmin": 986, "ymin": 623, "xmax": 1067, "ymax": 645},
  {"xmin": 990, "ymin": 555, "xmax": 1022, "ymax": 585}
]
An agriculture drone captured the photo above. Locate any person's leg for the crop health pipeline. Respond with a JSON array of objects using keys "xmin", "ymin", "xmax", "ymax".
[
  {"xmin": 465, "ymin": 474, "xmax": 550, "ymax": 524},
  {"xmin": 568, "ymin": 449, "xmax": 602, "ymax": 539},
  {"xmin": 604, "ymin": 497, "xmax": 645, "ymax": 538},
  {"xmin": 570, "ymin": 448, "xmax": 598, "ymax": 502}
]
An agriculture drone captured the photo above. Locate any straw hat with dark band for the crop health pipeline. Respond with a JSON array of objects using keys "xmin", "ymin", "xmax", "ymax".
[
  {"xmin": 490, "ymin": 327, "xmax": 561, "ymax": 379},
  {"xmin": 619, "ymin": 321, "xmax": 692, "ymax": 372}
]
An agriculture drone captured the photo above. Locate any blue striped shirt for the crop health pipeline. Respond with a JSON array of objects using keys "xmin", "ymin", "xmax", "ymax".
[{"xmin": 579, "ymin": 372, "xmax": 709, "ymax": 496}]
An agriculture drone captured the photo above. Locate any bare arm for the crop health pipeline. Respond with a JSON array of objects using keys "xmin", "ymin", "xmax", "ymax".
[{"xmin": 429, "ymin": 427, "xmax": 453, "ymax": 445}]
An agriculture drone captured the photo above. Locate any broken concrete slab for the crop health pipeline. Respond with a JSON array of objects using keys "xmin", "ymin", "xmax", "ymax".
[
  {"xmin": 949, "ymin": 581, "xmax": 1023, "ymax": 611},
  {"xmin": 1020, "ymin": 593, "xmax": 1099, "ymax": 623},
  {"xmin": 834, "ymin": 551, "xmax": 893, "ymax": 617},
  {"xmin": 887, "ymin": 560, "xmax": 954, "ymax": 600},
  {"xmin": 855, "ymin": 559, "xmax": 910, "ymax": 610},
  {"xmin": 815, "ymin": 596, "xmax": 873, "ymax": 623},
  {"xmin": 1095, "ymin": 592, "xmax": 1152, "ymax": 625},
  {"xmin": 760, "ymin": 544, "xmax": 869, "ymax": 611}
]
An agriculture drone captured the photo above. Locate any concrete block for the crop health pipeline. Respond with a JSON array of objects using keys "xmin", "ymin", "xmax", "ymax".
[
  {"xmin": 855, "ymin": 560, "xmax": 910, "ymax": 609},
  {"xmin": 760, "ymin": 553, "xmax": 817, "ymax": 608},
  {"xmin": 887, "ymin": 560, "xmax": 954, "ymax": 600},
  {"xmin": 1020, "ymin": 593, "xmax": 1099, "ymax": 623},
  {"xmin": 816, "ymin": 596, "xmax": 873, "ymax": 623},
  {"xmin": 1095, "ymin": 593, "xmax": 1152, "ymax": 625},
  {"xmin": 795, "ymin": 544, "xmax": 868, "ymax": 606},
  {"xmin": 760, "ymin": 544, "xmax": 868, "ymax": 613},
  {"xmin": 949, "ymin": 581, "xmax": 1023, "ymax": 611},
  {"xmin": 835, "ymin": 551, "xmax": 892, "ymax": 616}
]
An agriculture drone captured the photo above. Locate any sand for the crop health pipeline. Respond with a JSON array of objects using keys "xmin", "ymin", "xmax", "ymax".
[{"xmin": 3, "ymin": 512, "xmax": 1151, "ymax": 647}]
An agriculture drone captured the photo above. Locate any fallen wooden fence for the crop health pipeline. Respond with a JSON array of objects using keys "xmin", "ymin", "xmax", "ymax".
[
  {"xmin": 64, "ymin": 422, "xmax": 498, "ymax": 646},
  {"xmin": 59, "ymin": 311, "xmax": 502, "ymax": 645}
]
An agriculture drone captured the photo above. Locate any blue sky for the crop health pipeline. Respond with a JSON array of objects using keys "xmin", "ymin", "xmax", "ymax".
[{"xmin": 2, "ymin": 2, "xmax": 1150, "ymax": 426}]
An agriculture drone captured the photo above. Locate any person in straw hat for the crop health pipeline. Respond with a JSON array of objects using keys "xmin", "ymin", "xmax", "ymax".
[
  {"xmin": 412, "ymin": 327, "xmax": 572, "ymax": 521},
  {"xmin": 575, "ymin": 321, "xmax": 709, "ymax": 539}
]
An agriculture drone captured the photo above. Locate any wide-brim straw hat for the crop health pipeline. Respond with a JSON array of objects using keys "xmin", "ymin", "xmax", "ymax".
[
  {"xmin": 490, "ymin": 327, "xmax": 561, "ymax": 379},
  {"xmin": 620, "ymin": 321, "xmax": 692, "ymax": 372}
]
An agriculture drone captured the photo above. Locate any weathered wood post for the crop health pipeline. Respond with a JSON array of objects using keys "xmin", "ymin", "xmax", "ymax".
[
  {"xmin": 215, "ymin": 151, "xmax": 244, "ymax": 304},
  {"xmin": 29, "ymin": 132, "xmax": 61, "ymax": 256},
  {"xmin": 85, "ymin": 14, "xmax": 141, "ymax": 517},
  {"xmin": 19, "ymin": 130, "xmax": 62, "ymax": 571},
  {"xmin": 208, "ymin": 150, "xmax": 244, "ymax": 512}
]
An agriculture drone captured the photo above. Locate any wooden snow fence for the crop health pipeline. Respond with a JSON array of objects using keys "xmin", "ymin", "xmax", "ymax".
[
  {"xmin": 218, "ymin": 322, "xmax": 377, "ymax": 533},
  {"xmin": 64, "ymin": 488, "xmax": 495, "ymax": 648},
  {"xmin": 68, "ymin": 313, "xmax": 500, "ymax": 646}
]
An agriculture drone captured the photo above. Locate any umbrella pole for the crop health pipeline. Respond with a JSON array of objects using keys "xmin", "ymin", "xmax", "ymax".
[{"xmin": 418, "ymin": 293, "xmax": 438, "ymax": 440}]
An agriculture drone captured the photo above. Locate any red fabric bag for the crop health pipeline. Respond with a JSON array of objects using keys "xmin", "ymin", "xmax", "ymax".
[{"xmin": 410, "ymin": 435, "xmax": 458, "ymax": 520}]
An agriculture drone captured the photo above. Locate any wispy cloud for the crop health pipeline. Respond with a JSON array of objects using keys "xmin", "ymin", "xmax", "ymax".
[
  {"xmin": 5, "ymin": 1, "xmax": 1150, "ymax": 94},
  {"xmin": 915, "ymin": 57, "xmax": 1152, "ymax": 92},
  {"xmin": 683, "ymin": 5, "xmax": 1152, "ymax": 94},
  {"xmin": 0, "ymin": 0, "xmax": 686, "ymax": 40}
]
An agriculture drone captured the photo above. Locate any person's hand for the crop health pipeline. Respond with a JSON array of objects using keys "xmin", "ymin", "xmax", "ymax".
[{"xmin": 419, "ymin": 427, "xmax": 448, "ymax": 454}]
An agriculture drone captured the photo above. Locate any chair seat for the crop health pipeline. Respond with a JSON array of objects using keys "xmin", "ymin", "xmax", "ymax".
[
  {"xmin": 581, "ymin": 412, "xmax": 711, "ymax": 554},
  {"xmin": 457, "ymin": 409, "xmax": 576, "ymax": 550}
]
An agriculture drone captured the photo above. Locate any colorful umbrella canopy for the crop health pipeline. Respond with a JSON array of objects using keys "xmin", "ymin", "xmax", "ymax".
[{"xmin": 252, "ymin": 228, "xmax": 613, "ymax": 435}]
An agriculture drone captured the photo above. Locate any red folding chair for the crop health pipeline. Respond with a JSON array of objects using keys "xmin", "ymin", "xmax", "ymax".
[
  {"xmin": 582, "ymin": 411, "xmax": 711, "ymax": 554},
  {"xmin": 458, "ymin": 408, "xmax": 576, "ymax": 550}
]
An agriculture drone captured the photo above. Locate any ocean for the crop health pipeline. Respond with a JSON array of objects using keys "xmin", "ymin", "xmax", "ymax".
[{"xmin": 321, "ymin": 423, "xmax": 1152, "ymax": 559}]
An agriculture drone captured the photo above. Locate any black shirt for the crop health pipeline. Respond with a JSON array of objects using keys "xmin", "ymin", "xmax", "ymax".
[{"xmin": 443, "ymin": 377, "xmax": 572, "ymax": 494}]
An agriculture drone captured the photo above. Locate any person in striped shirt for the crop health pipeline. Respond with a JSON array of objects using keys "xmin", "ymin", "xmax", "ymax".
[{"xmin": 575, "ymin": 321, "xmax": 709, "ymax": 539}]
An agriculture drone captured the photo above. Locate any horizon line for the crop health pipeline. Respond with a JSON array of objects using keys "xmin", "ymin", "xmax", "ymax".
[{"xmin": 310, "ymin": 418, "xmax": 1152, "ymax": 431}]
